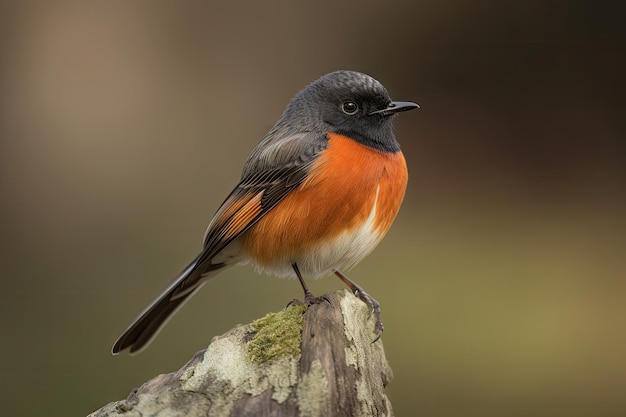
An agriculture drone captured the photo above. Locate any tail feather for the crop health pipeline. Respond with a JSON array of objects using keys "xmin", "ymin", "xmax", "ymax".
[{"xmin": 112, "ymin": 256, "xmax": 228, "ymax": 355}]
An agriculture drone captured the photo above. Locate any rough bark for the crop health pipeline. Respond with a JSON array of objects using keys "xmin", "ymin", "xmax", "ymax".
[{"xmin": 90, "ymin": 289, "xmax": 394, "ymax": 417}]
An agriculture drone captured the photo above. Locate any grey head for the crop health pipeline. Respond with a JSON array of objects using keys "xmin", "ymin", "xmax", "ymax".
[{"xmin": 275, "ymin": 70, "xmax": 418, "ymax": 153}]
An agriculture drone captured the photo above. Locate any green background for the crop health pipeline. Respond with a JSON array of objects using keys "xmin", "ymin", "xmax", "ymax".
[{"xmin": 1, "ymin": 1, "xmax": 624, "ymax": 416}]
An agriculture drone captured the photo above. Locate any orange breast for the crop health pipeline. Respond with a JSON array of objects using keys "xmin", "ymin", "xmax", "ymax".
[{"xmin": 240, "ymin": 133, "xmax": 408, "ymax": 272}]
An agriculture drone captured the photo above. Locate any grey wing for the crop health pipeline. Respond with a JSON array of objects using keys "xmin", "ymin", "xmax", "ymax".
[
  {"xmin": 199, "ymin": 131, "xmax": 329, "ymax": 264},
  {"xmin": 111, "ymin": 131, "xmax": 329, "ymax": 354}
]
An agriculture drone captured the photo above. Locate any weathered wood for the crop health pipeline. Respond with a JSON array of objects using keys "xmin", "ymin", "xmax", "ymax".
[{"xmin": 90, "ymin": 289, "xmax": 394, "ymax": 417}]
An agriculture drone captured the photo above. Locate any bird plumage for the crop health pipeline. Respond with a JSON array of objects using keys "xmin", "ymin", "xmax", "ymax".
[{"xmin": 112, "ymin": 70, "xmax": 417, "ymax": 354}]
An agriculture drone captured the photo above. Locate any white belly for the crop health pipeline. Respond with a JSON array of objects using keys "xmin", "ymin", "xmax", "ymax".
[{"xmin": 243, "ymin": 186, "xmax": 383, "ymax": 278}]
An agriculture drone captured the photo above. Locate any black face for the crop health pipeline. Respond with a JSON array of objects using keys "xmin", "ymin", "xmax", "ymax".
[
  {"xmin": 320, "ymin": 89, "xmax": 393, "ymax": 128},
  {"xmin": 284, "ymin": 71, "xmax": 409, "ymax": 153}
]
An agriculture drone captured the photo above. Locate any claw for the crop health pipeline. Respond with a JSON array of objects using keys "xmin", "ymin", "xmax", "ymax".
[
  {"xmin": 287, "ymin": 293, "xmax": 331, "ymax": 309},
  {"xmin": 334, "ymin": 270, "xmax": 384, "ymax": 342},
  {"xmin": 292, "ymin": 263, "xmax": 331, "ymax": 307},
  {"xmin": 304, "ymin": 291, "xmax": 331, "ymax": 306},
  {"xmin": 354, "ymin": 288, "xmax": 384, "ymax": 343},
  {"xmin": 286, "ymin": 298, "xmax": 305, "ymax": 308}
]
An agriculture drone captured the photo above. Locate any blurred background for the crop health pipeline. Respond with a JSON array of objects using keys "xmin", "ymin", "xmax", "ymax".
[{"xmin": 1, "ymin": 1, "xmax": 624, "ymax": 416}]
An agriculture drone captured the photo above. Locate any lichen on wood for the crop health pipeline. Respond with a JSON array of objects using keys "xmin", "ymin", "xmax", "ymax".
[{"xmin": 89, "ymin": 289, "xmax": 395, "ymax": 417}]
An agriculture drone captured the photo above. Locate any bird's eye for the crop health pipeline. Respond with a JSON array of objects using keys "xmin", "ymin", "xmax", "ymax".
[{"xmin": 341, "ymin": 101, "xmax": 359, "ymax": 115}]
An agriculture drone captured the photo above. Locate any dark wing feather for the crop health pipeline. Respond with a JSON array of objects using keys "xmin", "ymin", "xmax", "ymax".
[
  {"xmin": 200, "ymin": 131, "xmax": 328, "ymax": 260},
  {"xmin": 112, "ymin": 131, "xmax": 328, "ymax": 354}
]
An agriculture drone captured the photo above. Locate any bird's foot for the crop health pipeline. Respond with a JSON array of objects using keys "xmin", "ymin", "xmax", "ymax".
[
  {"xmin": 333, "ymin": 270, "xmax": 384, "ymax": 342},
  {"xmin": 304, "ymin": 290, "xmax": 331, "ymax": 306},
  {"xmin": 287, "ymin": 291, "xmax": 331, "ymax": 308},
  {"xmin": 352, "ymin": 287, "xmax": 384, "ymax": 342}
]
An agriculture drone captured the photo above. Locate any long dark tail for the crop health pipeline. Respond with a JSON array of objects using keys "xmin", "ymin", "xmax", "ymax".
[{"xmin": 112, "ymin": 255, "xmax": 229, "ymax": 355}]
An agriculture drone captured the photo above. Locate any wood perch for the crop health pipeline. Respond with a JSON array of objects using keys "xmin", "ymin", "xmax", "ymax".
[{"xmin": 90, "ymin": 289, "xmax": 394, "ymax": 417}]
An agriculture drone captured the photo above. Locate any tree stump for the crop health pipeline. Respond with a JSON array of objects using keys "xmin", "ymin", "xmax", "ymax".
[{"xmin": 90, "ymin": 289, "xmax": 394, "ymax": 417}]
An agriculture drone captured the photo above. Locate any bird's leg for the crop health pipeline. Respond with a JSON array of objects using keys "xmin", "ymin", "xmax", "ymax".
[
  {"xmin": 289, "ymin": 263, "xmax": 330, "ymax": 306},
  {"xmin": 333, "ymin": 269, "xmax": 384, "ymax": 342}
]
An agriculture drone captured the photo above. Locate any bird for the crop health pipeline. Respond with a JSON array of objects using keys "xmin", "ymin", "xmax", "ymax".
[{"xmin": 112, "ymin": 70, "xmax": 419, "ymax": 354}]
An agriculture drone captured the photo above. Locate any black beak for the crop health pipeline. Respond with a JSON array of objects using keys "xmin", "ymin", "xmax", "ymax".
[{"xmin": 370, "ymin": 101, "xmax": 420, "ymax": 116}]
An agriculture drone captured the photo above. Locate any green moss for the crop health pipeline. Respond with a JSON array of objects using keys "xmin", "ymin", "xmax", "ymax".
[{"xmin": 247, "ymin": 304, "xmax": 306, "ymax": 363}]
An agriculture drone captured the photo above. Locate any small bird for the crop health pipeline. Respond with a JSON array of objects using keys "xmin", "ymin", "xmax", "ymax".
[{"xmin": 112, "ymin": 70, "xmax": 418, "ymax": 354}]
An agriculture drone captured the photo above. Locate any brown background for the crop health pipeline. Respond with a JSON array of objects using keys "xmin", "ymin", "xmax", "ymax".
[{"xmin": 1, "ymin": 1, "xmax": 624, "ymax": 416}]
